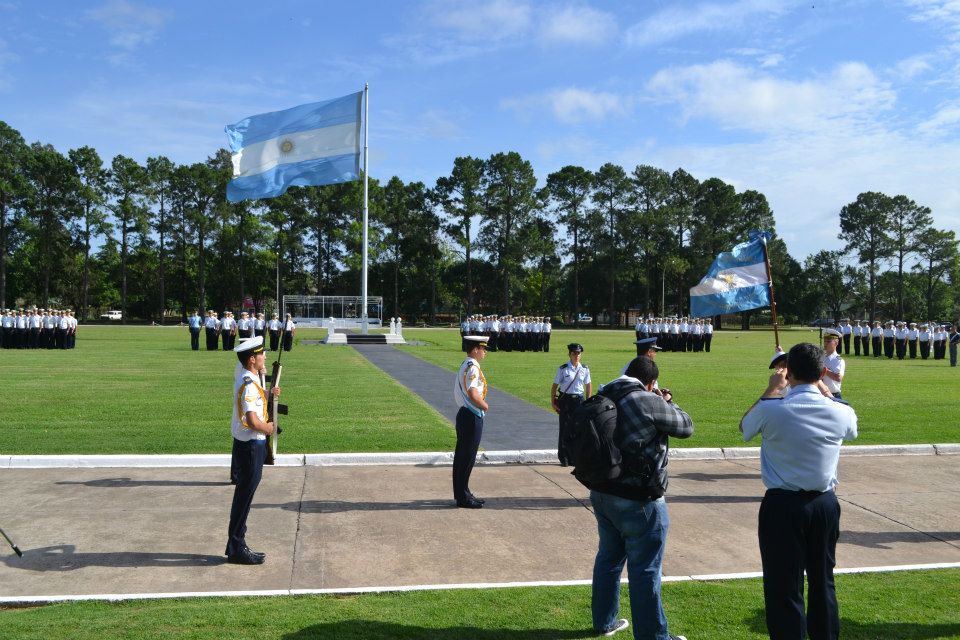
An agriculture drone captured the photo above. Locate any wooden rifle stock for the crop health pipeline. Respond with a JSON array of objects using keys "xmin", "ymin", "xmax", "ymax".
[{"xmin": 264, "ymin": 349, "xmax": 288, "ymax": 465}]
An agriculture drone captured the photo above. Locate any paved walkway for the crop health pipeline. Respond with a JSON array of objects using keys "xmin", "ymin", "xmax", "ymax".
[
  {"xmin": 1, "ymin": 454, "xmax": 958, "ymax": 600},
  {"xmin": 352, "ymin": 344, "xmax": 559, "ymax": 450}
]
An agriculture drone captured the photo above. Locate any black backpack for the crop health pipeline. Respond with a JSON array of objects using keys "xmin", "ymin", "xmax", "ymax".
[{"xmin": 565, "ymin": 382, "xmax": 641, "ymax": 485}]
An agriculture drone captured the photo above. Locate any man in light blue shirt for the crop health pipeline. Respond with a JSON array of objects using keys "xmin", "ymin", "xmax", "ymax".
[
  {"xmin": 187, "ymin": 310, "xmax": 202, "ymax": 351},
  {"xmin": 741, "ymin": 342, "xmax": 857, "ymax": 640}
]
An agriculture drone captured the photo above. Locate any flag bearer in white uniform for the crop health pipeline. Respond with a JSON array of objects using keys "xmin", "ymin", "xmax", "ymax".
[
  {"xmin": 821, "ymin": 329, "xmax": 845, "ymax": 400},
  {"xmin": 225, "ymin": 336, "xmax": 280, "ymax": 565}
]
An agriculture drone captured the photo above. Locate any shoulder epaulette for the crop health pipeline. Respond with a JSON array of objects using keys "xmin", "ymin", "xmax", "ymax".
[{"xmin": 759, "ymin": 397, "xmax": 783, "ymax": 401}]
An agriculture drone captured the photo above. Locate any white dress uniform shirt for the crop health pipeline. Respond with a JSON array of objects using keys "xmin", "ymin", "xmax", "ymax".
[
  {"xmin": 269, "ymin": 318, "xmax": 282, "ymax": 331},
  {"xmin": 554, "ymin": 361, "xmax": 591, "ymax": 396},
  {"xmin": 58, "ymin": 315, "xmax": 69, "ymax": 330},
  {"xmin": 232, "ymin": 368, "xmax": 267, "ymax": 442},
  {"xmin": 821, "ymin": 352, "xmax": 845, "ymax": 395},
  {"xmin": 454, "ymin": 356, "xmax": 486, "ymax": 417}
]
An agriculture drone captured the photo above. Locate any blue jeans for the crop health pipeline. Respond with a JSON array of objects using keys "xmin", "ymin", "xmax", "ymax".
[{"xmin": 591, "ymin": 491, "xmax": 671, "ymax": 640}]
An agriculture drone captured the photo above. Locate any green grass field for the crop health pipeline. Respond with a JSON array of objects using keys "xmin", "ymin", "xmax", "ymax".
[
  {"xmin": 2, "ymin": 569, "xmax": 959, "ymax": 639},
  {"xmin": 2, "ymin": 325, "xmax": 957, "ymax": 454},
  {"xmin": 400, "ymin": 327, "xmax": 960, "ymax": 448},
  {"xmin": 1, "ymin": 326, "xmax": 454, "ymax": 455}
]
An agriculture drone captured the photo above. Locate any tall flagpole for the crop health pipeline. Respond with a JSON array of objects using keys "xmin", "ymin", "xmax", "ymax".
[
  {"xmin": 761, "ymin": 235, "xmax": 781, "ymax": 349},
  {"xmin": 361, "ymin": 83, "xmax": 369, "ymax": 335}
]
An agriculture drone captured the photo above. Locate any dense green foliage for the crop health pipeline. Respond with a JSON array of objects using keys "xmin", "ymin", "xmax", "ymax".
[
  {"xmin": 2, "ymin": 121, "xmax": 956, "ymax": 326},
  {"xmin": 2, "ymin": 570, "xmax": 959, "ymax": 639}
]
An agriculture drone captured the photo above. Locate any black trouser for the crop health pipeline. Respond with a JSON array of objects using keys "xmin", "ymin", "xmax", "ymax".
[
  {"xmin": 909, "ymin": 339, "xmax": 917, "ymax": 359},
  {"xmin": 853, "ymin": 335, "xmax": 861, "ymax": 355},
  {"xmin": 226, "ymin": 438, "xmax": 266, "ymax": 557},
  {"xmin": 920, "ymin": 341, "xmax": 930, "ymax": 359},
  {"xmin": 487, "ymin": 331, "xmax": 498, "ymax": 352},
  {"xmin": 501, "ymin": 332, "xmax": 512, "ymax": 352},
  {"xmin": 759, "ymin": 489, "xmax": 840, "ymax": 640},
  {"xmin": 861, "ymin": 334, "xmax": 870, "ymax": 356},
  {"xmin": 842, "ymin": 334, "xmax": 850, "ymax": 354},
  {"xmin": 556, "ymin": 393, "xmax": 583, "ymax": 466},
  {"xmin": 950, "ymin": 341, "xmax": 957, "ymax": 367},
  {"xmin": 935, "ymin": 340, "xmax": 946, "ymax": 359},
  {"xmin": 705, "ymin": 333, "xmax": 712, "ymax": 352},
  {"xmin": 206, "ymin": 328, "xmax": 218, "ymax": 350},
  {"xmin": 53, "ymin": 328, "xmax": 63, "ymax": 349},
  {"xmin": 282, "ymin": 330, "xmax": 293, "ymax": 351},
  {"xmin": 452, "ymin": 407, "xmax": 483, "ymax": 501},
  {"xmin": 29, "ymin": 328, "xmax": 39, "ymax": 348},
  {"xmin": 896, "ymin": 339, "xmax": 906, "ymax": 360},
  {"xmin": 190, "ymin": 328, "xmax": 200, "ymax": 350},
  {"xmin": 255, "ymin": 328, "xmax": 265, "ymax": 338},
  {"xmin": 883, "ymin": 337, "xmax": 894, "ymax": 358},
  {"xmin": 544, "ymin": 332, "xmax": 550, "ymax": 352},
  {"xmin": 872, "ymin": 336, "xmax": 881, "ymax": 357},
  {"xmin": 269, "ymin": 330, "xmax": 280, "ymax": 351}
]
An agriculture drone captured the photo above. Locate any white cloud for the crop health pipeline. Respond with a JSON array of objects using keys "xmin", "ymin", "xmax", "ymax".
[
  {"xmin": 892, "ymin": 54, "xmax": 932, "ymax": 80},
  {"xmin": 539, "ymin": 4, "xmax": 617, "ymax": 46},
  {"xmin": 429, "ymin": 0, "xmax": 531, "ymax": 42},
  {"xmin": 646, "ymin": 60, "xmax": 895, "ymax": 135},
  {"xmin": 85, "ymin": 0, "xmax": 169, "ymax": 51},
  {"xmin": 502, "ymin": 87, "xmax": 627, "ymax": 123},
  {"xmin": 906, "ymin": 0, "xmax": 960, "ymax": 39},
  {"xmin": 625, "ymin": 0, "xmax": 800, "ymax": 47},
  {"xmin": 760, "ymin": 53, "xmax": 784, "ymax": 68},
  {"xmin": 917, "ymin": 101, "xmax": 960, "ymax": 134}
]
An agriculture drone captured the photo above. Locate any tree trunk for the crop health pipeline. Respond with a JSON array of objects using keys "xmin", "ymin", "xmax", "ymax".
[
  {"xmin": 465, "ymin": 218, "xmax": 473, "ymax": 315},
  {"xmin": 1, "ymin": 200, "xmax": 7, "ymax": 309},
  {"xmin": 159, "ymin": 227, "xmax": 166, "ymax": 324},
  {"xmin": 121, "ymin": 221, "xmax": 128, "ymax": 325},
  {"xmin": 198, "ymin": 229, "xmax": 206, "ymax": 313},
  {"xmin": 573, "ymin": 225, "xmax": 580, "ymax": 327},
  {"xmin": 82, "ymin": 222, "xmax": 90, "ymax": 321}
]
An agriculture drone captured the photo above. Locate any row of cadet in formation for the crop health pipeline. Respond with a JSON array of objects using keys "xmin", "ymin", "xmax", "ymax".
[
  {"xmin": 634, "ymin": 317, "xmax": 714, "ymax": 353},
  {"xmin": 187, "ymin": 310, "xmax": 297, "ymax": 352},
  {"xmin": 0, "ymin": 308, "xmax": 78, "ymax": 349},
  {"xmin": 459, "ymin": 314, "xmax": 552, "ymax": 352},
  {"xmin": 830, "ymin": 318, "xmax": 956, "ymax": 361}
]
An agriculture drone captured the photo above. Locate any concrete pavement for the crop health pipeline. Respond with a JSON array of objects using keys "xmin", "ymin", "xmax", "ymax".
[{"xmin": 1, "ymin": 454, "xmax": 959, "ymax": 602}]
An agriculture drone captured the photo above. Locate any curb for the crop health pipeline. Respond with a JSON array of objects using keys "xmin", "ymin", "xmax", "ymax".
[{"xmin": 3, "ymin": 444, "xmax": 958, "ymax": 469}]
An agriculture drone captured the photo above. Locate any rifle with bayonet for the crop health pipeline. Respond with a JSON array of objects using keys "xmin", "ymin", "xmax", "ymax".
[{"xmin": 262, "ymin": 346, "xmax": 288, "ymax": 465}]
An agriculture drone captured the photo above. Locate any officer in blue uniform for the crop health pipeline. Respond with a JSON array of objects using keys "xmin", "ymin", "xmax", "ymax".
[
  {"xmin": 453, "ymin": 336, "xmax": 489, "ymax": 508},
  {"xmin": 188, "ymin": 310, "xmax": 202, "ymax": 350},
  {"xmin": 551, "ymin": 343, "xmax": 592, "ymax": 466}
]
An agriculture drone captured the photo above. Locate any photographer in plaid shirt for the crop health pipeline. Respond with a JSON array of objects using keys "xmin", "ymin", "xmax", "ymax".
[{"xmin": 589, "ymin": 356, "xmax": 694, "ymax": 639}]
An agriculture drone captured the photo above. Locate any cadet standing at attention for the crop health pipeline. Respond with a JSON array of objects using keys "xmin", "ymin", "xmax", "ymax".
[
  {"xmin": 821, "ymin": 329, "xmax": 846, "ymax": 400},
  {"xmin": 188, "ymin": 310, "xmax": 202, "ymax": 350},
  {"xmin": 282, "ymin": 313, "xmax": 296, "ymax": 351},
  {"xmin": 225, "ymin": 336, "xmax": 280, "ymax": 565},
  {"xmin": 453, "ymin": 335, "xmax": 490, "ymax": 509},
  {"xmin": 268, "ymin": 312, "xmax": 282, "ymax": 351},
  {"xmin": 551, "ymin": 343, "xmax": 592, "ymax": 466}
]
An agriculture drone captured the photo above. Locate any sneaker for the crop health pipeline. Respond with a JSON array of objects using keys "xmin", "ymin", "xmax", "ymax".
[
  {"xmin": 670, "ymin": 635, "xmax": 687, "ymax": 640},
  {"xmin": 601, "ymin": 619, "xmax": 629, "ymax": 636}
]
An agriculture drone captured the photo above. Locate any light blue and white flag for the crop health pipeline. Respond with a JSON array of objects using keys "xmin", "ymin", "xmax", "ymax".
[
  {"xmin": 225, "ymin": 91, "xmax": 362, "ymax": 202},
  {"xmin": 689, "ymin": 231, "xmax": 772, "ymax": 318}
]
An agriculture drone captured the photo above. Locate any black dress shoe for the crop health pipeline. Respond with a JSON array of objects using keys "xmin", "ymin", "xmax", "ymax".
[
  {"xmin": 227, "ymin": 548, "xmax": 265, "ymax": 565},
  {"xmin": 466, "ymin": 491, "xmax": 485, "ymax": 504},
  {"xmin": 243, "ymin": 546, "xmax": 266, "ymax": 560},
  {"xmin": 456, "ymin": 497, "xmax": 483, "ymax": 509}
]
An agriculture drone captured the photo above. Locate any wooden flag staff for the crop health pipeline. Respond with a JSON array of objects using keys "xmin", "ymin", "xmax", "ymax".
[{"xmin": 761, "ymin": 236, "xmax": 781, "ymax": 349}]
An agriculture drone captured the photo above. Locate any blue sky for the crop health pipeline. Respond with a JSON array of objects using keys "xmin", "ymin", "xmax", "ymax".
[{"xmin": 2, "ymin": 0, "xmax": 959, "ymax": 261}]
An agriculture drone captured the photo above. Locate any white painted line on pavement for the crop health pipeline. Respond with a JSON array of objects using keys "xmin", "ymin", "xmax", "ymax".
[
  {"xmin": 6, "ymin": 444, "xmax": 958, "ymax": 469},
  {"xmin": 3, "ymin": 562, "xmax": 959, "ymax": 605}
]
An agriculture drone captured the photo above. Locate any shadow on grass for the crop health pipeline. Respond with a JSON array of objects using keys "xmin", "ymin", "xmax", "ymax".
[
  {"xmin": 745, "ymin": 607, "xmax": 960, "ymax": 639},
  {"xmin": 55, "ymin": 478, "xmax": 232, "ymax": 488},
  {"xmin": 1, "ymin": 545, "xmax": 225, "ymax": 571},
  {"xmin": 283, "ymin": 621, "xmax": 589, "ymax": 640},
  {"xmin": 840, "ymin": 530, "xmax": 960, "ymax": 549},
  {"xmin": 254, "ymin": 497, "xmax": 585, "ymax": 513}
]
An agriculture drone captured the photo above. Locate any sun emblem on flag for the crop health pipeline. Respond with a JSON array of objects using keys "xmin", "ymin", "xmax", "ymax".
[
  {"xmin": 719, "ymin": 273, "xmax": 736, "ymax": 286},
  {"xmin": 279, "ymin": 139, "xmax": 295, "ymax": 154}
]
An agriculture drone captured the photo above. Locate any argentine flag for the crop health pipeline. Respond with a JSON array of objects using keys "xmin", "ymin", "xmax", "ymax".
[
  {"xmin": 225, "ymin": 91, "xmax": 362, "ymax": 202},
  {"xmin": 690, "ymin": 231, "xmax": 772, "ymax": 318}
]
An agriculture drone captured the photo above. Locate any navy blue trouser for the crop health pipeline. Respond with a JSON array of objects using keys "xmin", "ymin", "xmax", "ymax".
[
  {"xmin": 759, "ymin": 489, "xmax": 840, "ymax": 640},
  {"xmin": 226, "ymin": 438, "xmax": 266, "ymax": 557},
  {"xmin": 452, "ymin": 407, "xmax": 483, "ymax": 501}
]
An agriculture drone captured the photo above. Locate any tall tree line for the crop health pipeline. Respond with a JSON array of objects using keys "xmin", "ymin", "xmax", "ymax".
[{"xmin": 1, "ymin": 120, "xmax": 957, "ymax": 324}]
